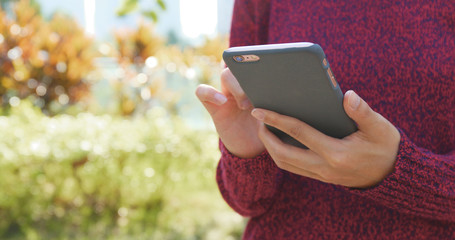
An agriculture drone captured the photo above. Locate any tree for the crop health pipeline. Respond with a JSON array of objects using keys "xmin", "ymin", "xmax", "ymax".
[{"xmin": 116, "ymin": 0, "xmax": 166, "ymax": 22}]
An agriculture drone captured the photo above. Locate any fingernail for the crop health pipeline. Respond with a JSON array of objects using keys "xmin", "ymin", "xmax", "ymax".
[
  {"xmin": 251, "ymin": 109, "xmax": 265, "ymax": 121},
  {"xmin": 214, "ymin": 93, "xmax": 227, "ymax": 105},
  {"xmin": 349, "ymin": 90, "xmax": 361, "ymax": 110},
  {"xmin": 241, "ymin": 99, "xmax": 251, "ymax": 109}
]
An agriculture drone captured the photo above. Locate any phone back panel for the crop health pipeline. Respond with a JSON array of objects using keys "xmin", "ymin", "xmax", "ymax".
[{"xmin": 223, "ymin": 43, "xmax": 357, "ymax": 148}]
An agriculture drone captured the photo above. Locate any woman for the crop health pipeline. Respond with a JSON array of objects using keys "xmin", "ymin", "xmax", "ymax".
[{"xmin": 196, "ymin": 0, "xmax": 455, "ymax": 239}]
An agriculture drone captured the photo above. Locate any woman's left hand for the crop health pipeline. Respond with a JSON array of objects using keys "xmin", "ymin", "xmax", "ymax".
[{"xmin": 250, "ymin": 90, "xmax": 401, "ymax": 188}]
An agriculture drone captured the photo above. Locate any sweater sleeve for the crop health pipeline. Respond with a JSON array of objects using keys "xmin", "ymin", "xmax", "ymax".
[
  {"xmin": 229, "ymin": 0, "xmax": 270, "ymax": 47},
  {"xmin": 216, "ymin": 141, "xmax": 284, "ymax": 217},
  {"xmin": 348, "ymin": 129, "xmax": 455, "ymax": 222}
]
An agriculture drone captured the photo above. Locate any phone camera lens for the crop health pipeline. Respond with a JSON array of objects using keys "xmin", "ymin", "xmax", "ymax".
[{"xmin": 233, "ymin": 55, "xmax": 244, "ymax": 62}]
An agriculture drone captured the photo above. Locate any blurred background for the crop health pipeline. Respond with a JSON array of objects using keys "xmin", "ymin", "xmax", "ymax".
[{"xmin": 0, "ymin": 0, "xmax": 245, "ymax": 239}]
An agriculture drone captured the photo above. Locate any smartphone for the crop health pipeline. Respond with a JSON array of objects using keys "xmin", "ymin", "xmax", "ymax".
[{"xmin": 223, "ymin": 42, "xmax": 357, "ymax": 148}]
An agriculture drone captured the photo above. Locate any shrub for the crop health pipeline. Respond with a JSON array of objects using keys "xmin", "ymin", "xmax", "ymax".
[
  {"xmin": 114, "ymin": 21, "xmax": 164, "ymax": 66},
  {"xmin": 0, "ymin": 0, "xmax": 97, "ymax": 112},
  {"xmin": 0, "ymin": 102, "xmax": 244, "ymax": 239}
]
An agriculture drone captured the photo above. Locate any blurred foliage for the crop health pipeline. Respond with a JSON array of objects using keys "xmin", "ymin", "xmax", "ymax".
[
  {"xmin": 195, "ymin": 36, "xmax": 228, "ymax": 64},
  {"xmin": 117, "ymin": 0, "xmax": 166, "ymax": 22},
  {"xmin": 0, "ymin": 0, "xmax": 228, "ymax": 117},
  {"xmin": 0, "ymin": 1, "xmax": 239, "ymax": 238},
  {"xmin": 0, "ymin": 101, "xmax": 244, "ymax": 239},
  {"xmin": 0, "ymin": 0, "xmax": 97, "ymax": 113},
  {"xmin": 194, "ymin": 36, "xmax": 229, "ymax": 85},
  {"xmin": 100, "ymin": 22, "xmax": 227, "ymax": 116},
  {"xmin": 0, "ymin": 0, "xmax": 40, "ymax": 11},
  {"xmin": 114, "ymin": 21, "xmax": 164, "ymax": 66}
]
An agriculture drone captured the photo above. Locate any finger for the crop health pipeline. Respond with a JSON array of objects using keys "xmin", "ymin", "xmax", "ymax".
[
  {"xmin": 195, "ymin": 84, "xmax": 227, "ymax": 105},
  {"xmin": 252, "ymin": 108, "xmax": 339, "ymax": 156},
  {"xmin": 221, "ymin": 68, "xmax": 252, "ymax": 110},
  {"xmin": 257, "ymin": 123, "xmax": 325, "ymax": 177},
  {"xmin": 195, "ymin": 84, "xmax": 227, "ymax": 115},
  {"xmin": 343, "ymin": 90, "xmax": 385, "ymax": 135}
]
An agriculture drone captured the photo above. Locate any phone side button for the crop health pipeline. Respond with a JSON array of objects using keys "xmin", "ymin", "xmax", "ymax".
[{"xmin": 327, "ymin": 68, "xmax": 337, "ymax": 88}]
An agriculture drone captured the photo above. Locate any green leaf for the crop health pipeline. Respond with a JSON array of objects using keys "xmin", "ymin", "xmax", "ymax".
[
  {"xmin": 142, "ymin": 10, "xmax": 158, "ymax": 22},
  {"xmin": 116, "ymin": 0, "xmax": 139, "ymax": 17},
  {"xmin": 157, "ymin": 0, "xmax": 166, "ymax": 10}
]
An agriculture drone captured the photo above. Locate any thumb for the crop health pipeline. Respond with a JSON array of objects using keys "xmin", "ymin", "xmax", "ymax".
[{"xmin": 343, "ymin": 90, "xmax": 382, "ymax": 134}]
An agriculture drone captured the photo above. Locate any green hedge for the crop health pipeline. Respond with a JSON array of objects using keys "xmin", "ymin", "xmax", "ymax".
[{"xmin": 0, "ymin": 102, "xmax": 244, "ymax": 239}]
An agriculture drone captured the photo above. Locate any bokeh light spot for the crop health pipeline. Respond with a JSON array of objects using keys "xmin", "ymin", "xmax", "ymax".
[
  {"xmin": 144, "ymin": 168, "xmax": 155, "ymax": 178},
  {"xmin": 27, "ymin": 78, "xmax": 38, "ymax": 89},
  {"xmin": 7, "ymin": 47, "xmax": 23, "ymax": 60},
  {"xmin": 58, "ymin": 94, "xmax": 69, "ymax": 105},
  {"xmin": 118, "ymin": 207, "xmax": 128, "ymax": 217},
  {"xmin": 10, "ymin": 24, "xmax": 21, "ymax": 35},
  {"xmin": 98, "ymin": 43, "xmax": 111, "ymax": 55},
  {"xmin": 9, "ymin": 97, "xmax": 20, "ymax": 107},
  {"xmin": 136, "ymin": 73, "xmax": 148, "ymax": 84},
  {"xmin": 145, "ymin": 56, "xmax": 158, "ymax": 68},
  {"xmin": 38, "ymin": 50, "xmax": 49, "ymax": 61},
  {"xmin": 36, "ymin": 85, "xmax": 47, "ymax": 96},
  {"xmin": 56, "ymin": 62, "xmax": 67, "ymax": 73},
  {"xmin": 140, "ymin": 88, "xmax": 151, "ymax": 100}
]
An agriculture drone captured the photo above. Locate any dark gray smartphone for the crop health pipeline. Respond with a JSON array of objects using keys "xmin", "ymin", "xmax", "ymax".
[{"xmin": 223, "ymin": 42, "xmax": 357, "ymax": 148}]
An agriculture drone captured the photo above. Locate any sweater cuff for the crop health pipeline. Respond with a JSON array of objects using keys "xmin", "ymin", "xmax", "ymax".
[
  {"xmin": 217, "ymin": 140, "xmax": 283, "ymax": 217},
  {"xmin": 218, "ymin": 140, "xmax": 276, "ymax": 172}
]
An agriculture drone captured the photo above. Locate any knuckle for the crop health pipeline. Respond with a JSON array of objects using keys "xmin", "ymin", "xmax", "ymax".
[
  {"xmin": 268, "ymin": 145, "xmax": 282, "ymax": 159},
  {"xmin": 268, "ymin": 145, "xmax": 285, "ymax": 162},
  {"xmin": 221, "ymin": 69, "xmax": 244, "ymax": 97},
  {"xmin": 221, "ymin": 69, "xmax": 236, "ymax": 87},
  {"xmin": 264, "ymin": 114, "xmax": 276, "ymax": 125},
  {"xmin": 288, "ymin": 124, "xmax": 303, "ymax": 139},
  {"xmin": 375, "ymin": 114, "xmax": 392, "ymax": 132},
  {"xmin": 272, "ymin": 152, "xmax": 290, "ymax": 170},
  {"xmin": 357, "ymin": 104, "xmax": 372, "ymax": 119},
  {"xmin": 220, "ymin": 70, "xmax": 231, "ymax": 86},
  {"xmin": 221, "ymin": 68, "xmax": 231, "ymax": 80},
  {"xmin": 220, "ymin": 72, "xmax": 229, "ymax": 86},
  {"xmin": 274, "ymin": 159, "xmax": 285, "ymax": 169},
  {"xmin": 328, "ymin": 151, "xmax": 349, "ymax": 169}
]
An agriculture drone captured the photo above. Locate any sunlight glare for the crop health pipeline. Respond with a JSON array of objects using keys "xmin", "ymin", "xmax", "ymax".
[
  {"xmin": 84, "ymin": 0, "xmax": 96, "ymax": 36},
  {"xmin": 180, "ymin": 0, "xmax": 218, "ymax": 38}
]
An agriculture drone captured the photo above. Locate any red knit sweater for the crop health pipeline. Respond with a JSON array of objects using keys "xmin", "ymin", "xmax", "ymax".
[{"xmin": 216, "ymin": 0, "xmax": 455, "ymax": 239}]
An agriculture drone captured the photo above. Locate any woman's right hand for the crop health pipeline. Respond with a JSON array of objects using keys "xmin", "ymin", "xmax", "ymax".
[{"xmin": 196, "ymin": 68, "xmax": 265, "ymax": 158}]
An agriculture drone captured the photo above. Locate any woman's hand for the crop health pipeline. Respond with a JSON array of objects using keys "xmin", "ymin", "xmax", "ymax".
[
  {"xmin": 196, "ymin": 68, "xmax": 265, "ymax": 158},
  {"xmin": 250, "ymin": 90, "xmax": 401, "ymax": 188}
]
